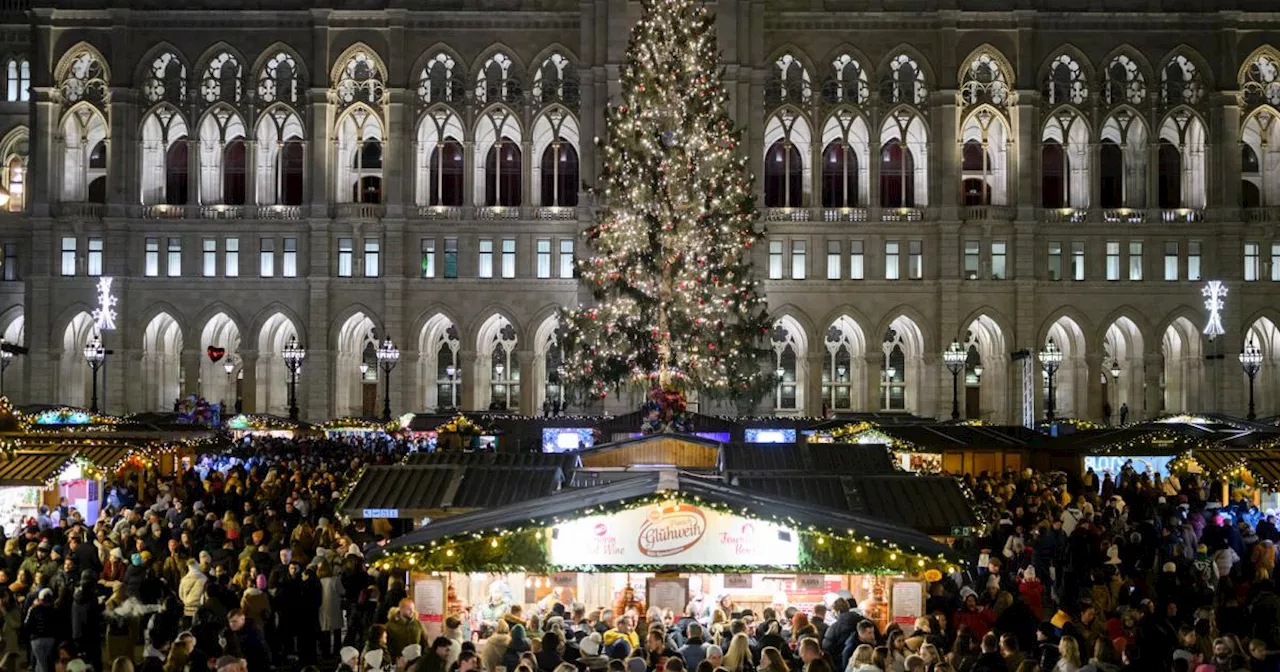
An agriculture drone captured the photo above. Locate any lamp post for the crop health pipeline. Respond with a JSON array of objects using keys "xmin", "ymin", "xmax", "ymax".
[
  {"xmin": 282, "ymin": 335, "xmax": 305, "ymax": 422},
  {"xmin": 223, "ymin": 359, "xmax": 235, "ymax": 405},
  {"xmin": 883, "ymin": 365, "xmax": 896, "ymax": 409},
  {"xmin": 445, "ymin": 363, "xmax": 458, "ymax": 410},
  {"xmin": 1241, "ymin": 336, "xmax": 1263, "ymax": 421},
  {"xmin": 376, "ymin": 338, "xmax": 400, "ymax": 421},
  {"xmin": 83, "ymin": 330, "xmax": 105, "ymax": 413},
  {"xmin": 943, "ymin": 340, "xmax": 966, "ymax": 420},
  {"xmin": 1040, "ymin": 339, "xmax": 1064, "ymax": 421},
  {"xmin": 0, "ymin": 338, "xmax": 13, "ymax": 397}
]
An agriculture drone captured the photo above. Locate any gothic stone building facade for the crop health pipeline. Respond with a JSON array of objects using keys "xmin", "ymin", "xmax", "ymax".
[{"xmin": 0, "ymin": 0, "xmax": 1276, "ymax": 423}]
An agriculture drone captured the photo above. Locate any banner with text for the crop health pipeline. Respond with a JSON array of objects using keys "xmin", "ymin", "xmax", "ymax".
[{"xmin": 547, "ymin": 502, "xmax": 800, "ymax": 567}]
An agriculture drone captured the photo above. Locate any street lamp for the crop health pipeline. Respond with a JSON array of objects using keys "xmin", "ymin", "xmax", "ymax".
[
  {"xmin": 1040, "ymin": 339, "xmax": 1064, "ymax": 421},
  {"xmin": 359, "ymin": 362, "xmax": 369, "ymax": 378},
  {"xmin": 376, "ymin": 338, "xmax": 400, "ymax": 421},
  {"xmin": 1241, "ymin": 336, "xmax": 1263, "ymax": 421},
  {"xmin": 943, "ymin": 340, "xmax": 966, "ymax": 420},
  {"xmin": 883, "ymin": 365, "xmax": 896, "ymax": 409},
  {"xmin": 0, "ymin": 338, "xmax": 13, "ymax": 397},
  {"xmin": 223, "ymin": 359, "xmax": 235, "ymax": 405},
  {"xmin": 83, "ymin": 330, "xmax": 105, "ymax": 413},
  {"xmin": 445, "ymin": 363, "xmax": 458, "ymax": 409},
  {"xmin": 282, "ymin": 335, "xmax": 305, "ymax": 422}
]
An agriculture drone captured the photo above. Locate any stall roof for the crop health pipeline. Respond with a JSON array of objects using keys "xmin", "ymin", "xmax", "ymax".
[
  {"xmin": 732, "ymin": 474, "xmax": 976, "ymax": 536},
  {"xmin": 403, "ymin": 451, "xmax": 578, "ymax": 474},
  {"xmin": 721, "ymin": 443, "xmax": 895, "ymax": 476},
  {"xmin": 342, "ymin": 463, "xmax": 568, "ymax": 518},
  {"xmin": 377, "ymin": 470, "xmax": 961, "ymax": 562},
  {"xmin": 0, "ymin": 450, "xmax": 73, "ymax": 487}
]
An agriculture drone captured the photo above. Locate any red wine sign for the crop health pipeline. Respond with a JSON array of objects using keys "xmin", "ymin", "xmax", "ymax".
[{"xmin": 547, "ymin": 502, "xmax": 799, "ymax": 567}]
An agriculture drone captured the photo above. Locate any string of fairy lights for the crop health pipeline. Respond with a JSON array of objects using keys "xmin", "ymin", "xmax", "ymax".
[
  {"xmin": 369, "ymin": 492, "xmax": 963, "ymax": 576},
  {"xmin": 557, "ymin": 0, "xmax": 772, "ymax": 401}
]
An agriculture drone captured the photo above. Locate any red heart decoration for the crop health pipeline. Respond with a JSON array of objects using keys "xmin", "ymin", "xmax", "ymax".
[{"xmin": 207, "ymin": 346, "xmax": 226, "ymax": 363}]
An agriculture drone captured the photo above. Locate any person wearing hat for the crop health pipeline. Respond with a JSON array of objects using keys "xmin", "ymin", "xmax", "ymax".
[
  {"xmin": 26, "ymin": 587, "xmax": 58, "ymax": 672},
  {"xmin": 337, "ymin": 645, "xmax": 361, "ymax": 671},
  {"xmin": 577, "ymin": 633, "xmax": 610, "ymax": 672}
]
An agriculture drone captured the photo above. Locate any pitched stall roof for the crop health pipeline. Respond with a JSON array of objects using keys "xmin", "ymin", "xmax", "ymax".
[
  {"xmin": 720, "ymin": 443, "xmax": 895, "ymax": 477},
  {"xmin": 376, "ymin": 470, "xmax": 962, "ymax": 563},
  {"xmin": 0, "ymin": 451, "xmax": 74, "ymax": 486},
  {"xmin": 342, "ymin": 454, "xmax": 570, "ymax": 518}
]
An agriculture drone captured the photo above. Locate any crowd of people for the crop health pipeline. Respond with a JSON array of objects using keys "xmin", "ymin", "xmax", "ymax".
[{"xmin": 4, "ymin": 430, "xmax": 1280, "ymax": 672}]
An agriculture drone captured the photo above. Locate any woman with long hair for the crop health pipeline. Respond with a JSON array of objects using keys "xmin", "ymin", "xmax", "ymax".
[
  {"xmin": 1054, "ymin": 636, "xmax": 1081, "ymax": 672},
  {"xmin": 723, "ymin": 633, "xmax": 756, "ymax": 672},
  {"xmin": 760, "ymin": 646, "xmax": 788, "ymax": 672}
]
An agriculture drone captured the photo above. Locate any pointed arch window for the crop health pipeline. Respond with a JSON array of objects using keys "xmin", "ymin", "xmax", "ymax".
[
  {"xmin": 821, "ymin": 142, "xmax": 858, "ymax": 208},
  {"xmin": 57, "ymin": 50, "xmax": 108, "ymax": 107},
  {"xmin": 1157, "ymin": 140, "xmax": 1181, "ymax": 208},
  {"xmin": 1103, "ymin": 54, "xmax": 1147, "ymax": 106},
  {"xmin": 767, "ymin": 54, "xmax": 811, "ymax": 106},
  {"xmin": 353, "ymin": 140, "xmax": 383, "ymax": 204},
  {"xmin": 1242, "ymin": 51, "xmax": 1280, "ymax": 110},
  {"xmin": 881, "ymin": 329, "xmax": 907, "ymax": 411},
  {"xmin": 771, "ymin": 323, "xmax": 800, "ymax": 411},
  {"xmin": 880, "ymin": 54, "xmax": 927, "ymax": 106},
  {"xmin": 485, "ymin": 138, "xmax": 522, "ymax": 207},
  {"xmin": 429, "ymin": 141, "xmax": 465, "ymax": 206},
  {"xmin": 201, "ymin": 52, "xmax": 243, "ymax": 105},
  {"xmin": 823, "ymin": 54, "xmax": 868, "ymax": 105},
  {"xmin": 764, "ymin": 140, "xmax": 803, "ymax": 208},
  {"xmin": 476, "ymin": 53, "xmax": 521, "ymax": 105},
  {"xmin": 335, "ymin": 49, "xmax": 385, "ymax": 107},
  {"xmin": 1100, "ymin": 140, "xmax": 1124, "ymax": 208},
  {"xmin": 2, "ymin": 132, "xmax": 27, "ymax": 213},
  {"xmin": 143, "ymin": 52, "xmax": 186, "ymax": 105},
  {"xmin": 534, "ymin": 53, "xmax": 578, "ymax": 105},
  {"xmin": 1162, "ymin": 55, "xmax": 1205, "ymax": 107},
  {"xmin": 1044, "ymin": 54, "xmax": 1087, "ymax": 106},
  {"xmin": 879, "ymin": 141, "xmax": 915, "ymax": 208},
  {"xmin": 280, "ymin": 141, "xmax": 305, "ymax": 206},
  {"xmin": 821, "ymin": 324, "xmax": 858, "ymax": 410},
  {"xmin": 258, "ymin": 52, "xmax": 299, "ymax": 106},
  {"xmin": 961, "ymin": 52, "xmax": 1010, "ymax": 108},
  {"xmin": 222, "ymin": 140, "xmax": 246, "ymax": 205},
  {"xmin": 419, "ymin": 53, "xmax": 461, "ymax": 104},
  {"xmin": 432, "ymin": 323, "xmax": 462, "ymax": 411},
  {"xmin": 165, "ymin": 141, "xmax": 189, "ymax": 205},
  {"xmin": 1242, "ymin": 144, "xmax": 1262, "ymax": 208},
  {"xmin": 1042, "ymin": 140, "xmax": 1066, "ymax": 208},
  {"xmin": 541, "ymin": 140, "xmax": 578, "ymax": 207}
]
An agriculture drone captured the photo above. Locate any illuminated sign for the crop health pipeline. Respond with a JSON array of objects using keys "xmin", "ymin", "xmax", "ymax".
[
  {"xmin": 1202, "ymin": 280, "xmax": 1226, "ymax": 339},
  {"xmin": 92, "ymin": 277, "xmax": 118, "ymax": 332},
  {"xmin": 33, "ymin": 409, "xmax": 91, "ymax": 425},
  {"xmin": 362, "ymin": 509, "xmax": 400, "ymax": 519},
  {"xmin": 547, "ymin": 502, "xmax": 799, "ymax": 567}
]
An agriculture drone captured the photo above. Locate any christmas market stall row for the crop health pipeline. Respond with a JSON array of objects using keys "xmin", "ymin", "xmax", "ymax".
[
  {"xmin": 360, "ymin": 439, "xmax": 969, "ymax": 639},
  {"xmin": 0, "ymin": 399, "xmax": 219, "ymax": 534}
]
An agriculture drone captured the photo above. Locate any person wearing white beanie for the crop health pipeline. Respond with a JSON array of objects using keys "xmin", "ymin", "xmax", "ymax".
[{"xmin": 338, "ymin": 646, "xmax": 361, "ymax": 671}]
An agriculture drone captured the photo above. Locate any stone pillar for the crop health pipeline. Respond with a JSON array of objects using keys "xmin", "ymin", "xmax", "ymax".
[
  {"xmin": 935, "ymin": 93, "xmax": 959, "ymax": 216},
  {"xmin": 181, "ymin": 347, "xmax": 201, "ymax": 398},
  {"xmin": 29, "ymin": 90, "xmax": 59, "ymax": 216},
  {"xmin": 383, "ymin": 88, "xmax": 408, "ymax": 216},
  {"xmin": 1213, "ymin": 93, "xmax": 1242, "ymax": 217},
  {"xmin": 1014, "ymin": 94, "xmax": 1039, "ymax": 218},
  {"xmin": 122, "ymin": 349, "xmax": 144, "ymax": 414},
  {"xmin": 244, "ymin": 139, "xmax": 257, "ymax": 215},
  {"xmin": 308, "ymin": 88, "xmax": 333, "ymax": 211},
  {"xmin": 107, "ymin": 88, "xmax": 139, "ymax": 216},
  {"xmin": 187, "ymin": 137, "xmax": 200, "ymax": 207},
  {"xmin": 522, "ymin": 138, "xmax": 534, "ymax": 211},
  {"xmin": 458, "ymin": 350, "xmax": 478, "ymax": 411},
  {"xmin": 518, "ymin": 349, "xmax": 536, "ymax": 416},
  {"xmin": 239, "ymin": 349, "xmax": 258, "ymax": 413},
  {"xmin": 864, "ymin": 353, "xmax": 883, "ymax": 411},
  {"xmin": 804, "ymin": 352, "xmax": 824, "ymax": 417},
  {"xmin": 462, "ymin": 140, "xmax": 476, "ymax": 213},
  {"xmin": 1144, "ymin": 352, "xmax": 1165, "ymax": 420},
  {"xmin": 1082, "ymin": 352, "xmax": 1102, "ymax": 422},
  {"xmin": 1088, "ymin": 142, "xmax": 1102, "ymax": 218}
]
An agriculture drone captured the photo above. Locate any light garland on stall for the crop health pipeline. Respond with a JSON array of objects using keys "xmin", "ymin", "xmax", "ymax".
[{"xmin": 370, "ymin": 492, "xmax": 962, "ymax": 576}]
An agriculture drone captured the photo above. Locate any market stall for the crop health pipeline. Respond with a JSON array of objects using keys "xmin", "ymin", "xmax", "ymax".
[
  {"xmin": 0, "ymin": 444, "xmax": 142, "ymax": 534},
  {"xmin": 225, "ymin": 414, "xmax": 305, "ymax": 439},
  {"xmin": 372, "ymin": 470, "xmax": 957, "ymax": 638}
]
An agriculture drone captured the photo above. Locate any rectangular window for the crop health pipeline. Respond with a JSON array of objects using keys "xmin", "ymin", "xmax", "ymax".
[
  {"xmin": 421, "ymin": 239, "xmax": 436, "ymax": 278},
  {"xmin": 1106, "ymin": 242, "xmax": 1121, "ymax": 281},
  {"xmin": 167, "ymin": 237, "xmax": 181, "ymax": 277},
  {"xmin": 849, "ymin": 240, "xmax": 864, "ymax": 280},
  {"xmin": 963, "ymin": 240, "xmax": 980, "ymax": 280},
  {"xmin": 364, "ymin": 239, "xmax": 380, "ymax": 278},
  {"xmin": 224, "ymin": 238, "xmax": 238, "ymax": 277},
  {"xmin": 1246, "ymin": 243, "xmax": 1261, "ymax": 282},
  {"xmin": 86, "ymin": 237, "xmax": 103, "ymax": 277},
  {"xmin": 145, "ymin": 238, "xmax": 159, "ymax": 277},
  {"xmin": 1128, "ymin": 241, "xmax": 1143, "ymax": 281},
  {"xmin": 885, "ymin": 241, "xmax": 900, "ymax": 281},
  {"xmin": 444, "ymin": 238, "xmax": 458, "ymax": 279},
  {"xmin": 282, "ymin": 238, "xmax": 297, "ymax": 277},
  {"xmin": 1188, "ymin": 241, "xmax": 1201, "ymax": 281},
  {"xmin": 559, "ymin": 240, "xmax": 574, "ymax": 279},
  {"xmin": 478, "ymin": 239, "xmax": 494, "ymax": 278},
  {"xmin": 791, "ymin": 241, "xmax": 806, "ymax": 280},
  {"xmin": 908, "ymin": 240, "xmax": 922, "ymax": 280},
  {"xmin": 768, "ymin": 241, "xmax": 783, "ymax": 280},
  {"xmin": 1048, "ymin": 242, "xmax": 1062, "ymax": 281},
  {"xmin": 536, "ymin": 239, "xmax": 552, "ymax": 279},
  {"xmin": 1071, "ymin": 242, "xmax": 1085, "ymax": 281},
  {"xmin": 259, "ymin": 238, "xmax": 275, "ymax": 277},
  {"xmin": 826, "ymin": 240, "xmax": 841, "ymax": 280},
  {"xmin": 1164, "ymin": 242, "xmax": 1179, "ymax": 281},
  {"xmin": 337, "ymin": 238, "xmax": 353, "ymax": 277},
  {"xmin": 501, "ymin": 238, "xmax": 516, "ymax": 279},
  {"xmin": 1273, "ymin": 244, "xmax": 1280, "ymax": 282},
  {"xmin": 2, "ymin": 243, "xmax": 15, "ymax": 281},
  {"xmin": 203, "ymin": 239, "xmax": 217, "ymax": 277},
  {"xmin": 991, "ymin": 241, "xmax": 1007, "ymax": 280},
  {"xmin": 60, "ymin": 236, "xmax": 76, "ymax": 276}
]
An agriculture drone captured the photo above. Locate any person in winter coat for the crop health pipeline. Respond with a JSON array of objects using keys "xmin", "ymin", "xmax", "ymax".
[
  {"xmin": 502, "ymin": 624, "xmax": 533, "ymax": 671},
  {"xmin": 680, "ymin": 623, "xmax": 709, "ymax": 671},
  {"xmin": 955, "ymin": 588, "xmax": 995, "ymax": 640},
  {"xmin": 386, "ymin": 598, "xmax": 430, "ymax": 660},
  {"xmin": 25, "ymin": 588, "xmax": 58, "ymax": 672},
  {"xmin": 178, "ymin": 560, "xmax": 208, "ymax": 622},
  {"xmin": 1018, "ymin": 568, "xmax": 1045, "ymax": 620},
  {"xmin": 319, "ymin": 562, "xmax": 347, "ymax": 657},
  {"xmin": 821, "ymin": 598, "xmax": 861, "ymax": 665},
  {"xmin": 70, "ymin": 571, "xmax": 104, "ymax": 671},
  {"xmin": 482, "ymin": 620, "xmax": 511, "ymax": 672}
]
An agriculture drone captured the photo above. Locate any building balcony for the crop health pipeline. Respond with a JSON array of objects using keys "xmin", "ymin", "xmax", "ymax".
[
  {"xmin": 960, "ymin": 205, "xmax": 1015, "ymax": 222},
  {"xmin": 763, "ymin": 207, "xmax": 810, "ymax": 222},
  {"xmin": 1243, "ymin": 207, "xmax": 1280, "ymax": 223},
  {"xmin": 823, "ymin": 207, "xmax": 869, "ymax": 222},
  {"xmin": 880, "ymin": 207, "xmax": 925, "ymax": 222},
  {"xmin": 141, "ymin": 204, "xmax": 187, "ymax": 219},
  {"xmin": 536, "ymin": 206, "xmax": 578, "ymax": 220},
  {"xmin": 477, "ymin": 206, "xmax": 522, "ymax": 220},
  {"xmin": 1039, "ymin": 208, "xmax": 1089, "ymax": 223},
  {"xmin": 53, "ymin": 203, "xmax": 104, "ymax": 219},
  {"xmin": 1102, "ymin": 208, "xmax": 1147, "ymax": 224},
  {"xmin": 414, "ymin": 205, "xmax": 463, "ymax": 220},
  {"xmin": 260, "ymin": 205, "xmax": 303, "ymax": 220},
  {"xmin": 1157, "ymin": 208, "xmax": 1204, "ymax": 223},
  {"xmin": 200, "ymin": 205, "xmax": 244, "ymax": 220},
  {"xmin": 331, "ymin": 203, "xmax": 385, "ymax": 220}
]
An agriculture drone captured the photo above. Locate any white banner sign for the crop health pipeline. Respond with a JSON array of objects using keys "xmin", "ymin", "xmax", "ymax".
[{"xmin": 547, "ymin": 502, "xmax": 799, "ymax": 567}]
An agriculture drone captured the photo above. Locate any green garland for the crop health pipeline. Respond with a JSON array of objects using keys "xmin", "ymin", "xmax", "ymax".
[{"xmin": 373, "ymin": 493, "xmax": 962, "ymax": 575}]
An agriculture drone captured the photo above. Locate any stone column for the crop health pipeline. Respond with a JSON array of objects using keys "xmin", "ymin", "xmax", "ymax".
[
  {"xmin": 187, "ymin": 137, "xmax": 200, "ymax": 208},
  {"xmin": 29, "ymin": 89, "xmax": 59, "ymax": 216},
  {"xmin": 1144, "ymin": 352, "xmax": 1165, "ymax": 420},
  {"xmin": 1085, "ymin": 352, "xmax": 1103, "ymax": 422},
  {"xmin": 864, "ymin": 353, "xmax": 883, "ymax": 411},
  {"xmin": 518, "ymin": 349, "xmax": 536, "ymax": 416},
  {"xmin": 181, "ymin": 347, "xmax": 201, "ymax": 398},
  {"xmin": 308, "ymin": 88, "xmax": 333, "ymax": 211},
  {"xmin": 107, "ymin": 88, "xmax": 139, "ymax": 216},
  {"xmin": 239, "ymin": 349, "xmax": 258, "ymax": 413},
  {"xmin": 1014, "ymin": 94, "xmax": 1039, "ymax": 218},
  {"xmin": 1212, "ymin": 92, "xmax": 1242, "ymax": 217},
  {"xmin": 935, "ymin": 93, "xmax": 959, "ymax": 216},
  {"xmin": 458, "ymin": 350, "xmax": 478, "ymax": 411},
  {"xmin": 1088, "ymin": 142, "xmax": 1102, "ymax": 218},
  {"xmin": 383, "ymin": 88, "xmax": 408, "ymax": 216},
  {"xmin": 244, "ymin": 139, "xmax": 258, "ymax": 216},
  {"xmin": 804, "ymin": 352, "xmax": 824, "ymax": 417}
]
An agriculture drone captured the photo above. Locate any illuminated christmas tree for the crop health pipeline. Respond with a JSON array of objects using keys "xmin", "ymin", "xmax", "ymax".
[{"xmin": 559, "ymin": 0, "xmax": 771, "ymax": 404}]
